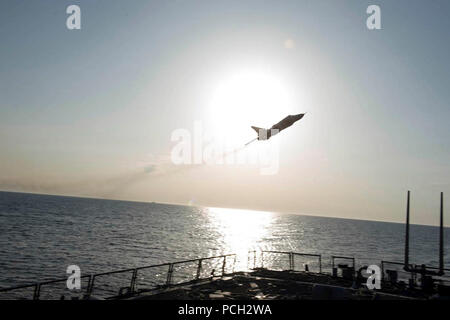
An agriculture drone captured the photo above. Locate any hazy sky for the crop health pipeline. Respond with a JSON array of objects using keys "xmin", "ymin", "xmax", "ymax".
[{"xmin": 1, "ymin": 0, "xmax": 449, "ymax": 226}]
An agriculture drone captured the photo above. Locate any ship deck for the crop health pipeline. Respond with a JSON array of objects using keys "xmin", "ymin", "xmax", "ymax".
[{"xmin": 130, "ymin": 269, "xmax": 432, "ymax": 300}]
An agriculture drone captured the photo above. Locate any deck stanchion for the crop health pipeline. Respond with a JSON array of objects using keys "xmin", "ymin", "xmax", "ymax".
[
  {"xmin": 319, "ymin": 255, "xmax": 322, "ymax": 274},
  {"xmin": 33, "ymin": 284, "xmax": 40, "ymax": 300},
  {"xmin": 196, "ymin": 259, "xmax": 202, "ymax": 280},
  {"xmin": 166, "ymin": 264, "xmax": 174, "ymax": 286},
  {"xmin": 86, "ymin": 275, "xmax": 92, "ymax": 296},
  {"xmin": 130, "ymin": 269, "xmax": 138, "ymax": 293},
  {"xmin": 289, "ymin": 252, "xmax": 294, "ymax": 271},
  {"xmin": 222, "ymin": 257, "xmax": 226, "ymax": 275},
  {"xmin": 88, "ymin": 276, "xmax": 96, "ymax": 295}
]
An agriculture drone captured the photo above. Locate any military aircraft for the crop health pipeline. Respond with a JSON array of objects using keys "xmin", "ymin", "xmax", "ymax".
[{"xmin": 246, "ymin": 113, "xmax": 306, "ymax": 145}]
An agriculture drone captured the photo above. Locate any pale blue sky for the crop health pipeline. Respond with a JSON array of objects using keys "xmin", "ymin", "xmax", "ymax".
[{"xmin": 0, "ymin": 0, "xmax": 449, "ymax": 225}]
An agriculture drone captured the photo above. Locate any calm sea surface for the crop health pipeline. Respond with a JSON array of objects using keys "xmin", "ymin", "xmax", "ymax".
[{"xmin": 0, "ymin": 191, "xmax": 449, "ymax": 291}]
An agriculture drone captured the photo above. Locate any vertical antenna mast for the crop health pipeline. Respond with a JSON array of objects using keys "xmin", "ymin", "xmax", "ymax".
[
  {"xmin": 439, "ymin": 192, "xmax": 444, "ymax": 275},
  {"xmin": 404, "ymin": 190, "xmax": 410, "ymax": 269}
]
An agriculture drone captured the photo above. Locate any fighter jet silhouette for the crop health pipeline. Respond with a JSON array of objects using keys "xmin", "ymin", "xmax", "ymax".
[{"xmin": 246, "ymin": 113, "xmax": 306, "ymax": 145}]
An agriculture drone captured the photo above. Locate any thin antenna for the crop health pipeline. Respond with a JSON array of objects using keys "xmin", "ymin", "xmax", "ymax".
[
  {"xmin": 439, "ymin": 192, "xmax": 444, "ymax": 275},
  {"xmin": 404, "ymin": 190, "xmax": 410, "ymax": 269}
]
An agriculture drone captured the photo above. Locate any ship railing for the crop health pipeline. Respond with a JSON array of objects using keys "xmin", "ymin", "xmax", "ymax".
[
  {"xmin": 381, "ymin": 260, "xmax": 450, "ymax": 285},
  {"xmin": 248, "ymin": 251, "xmax": 450, "ymax": 286},
  {"xmin": 331, "ymin": 255, "xmax": 356, "ymax": 277},
  {"xmin": 0, "ymin": 253, "xmax": 236, "ymax": 300},
  {"xmin": 248, "ymin": 250, "xmax": 322, "ymax": 274},
  {"xmin": 331, "ymin": 255, "xmax": 355, "ymax": 269}
]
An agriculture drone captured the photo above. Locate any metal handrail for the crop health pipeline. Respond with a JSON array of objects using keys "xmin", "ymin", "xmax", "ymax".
[
  {"xmin": 1, "ymin": 251, "xmax": 447, "ymax": 300},
  {"xmin": 331, "ymin": 255, "xmax": 355, "ymax": 270},
  {"xmin": 381, "ymin": 260, "xmax": 450, "ymax": 282},
  {"xmin": 0, "ymin": 275, "xmax": 92, "ymax": 300},
  {"xmin": 249, "ymin": 250, "xmax": 322, "ymax": 273},
  {"xmin": 292, "ymin": 252, "xmax": 322, "ymax": 274},
  {"xmin": 0, "ymin": 253, "xmax": 236, "ymax": 300}
]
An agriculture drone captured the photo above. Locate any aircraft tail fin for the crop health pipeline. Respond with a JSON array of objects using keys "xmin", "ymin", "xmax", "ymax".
[{"xmin": 251, "ymin": 126, "xmax": 263, "ymax": 133}]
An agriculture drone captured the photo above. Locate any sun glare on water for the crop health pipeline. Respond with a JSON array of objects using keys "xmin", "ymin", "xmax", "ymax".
[{"xmin": 207, "ymin": 207, "xmax": 275, "ymax": 270}]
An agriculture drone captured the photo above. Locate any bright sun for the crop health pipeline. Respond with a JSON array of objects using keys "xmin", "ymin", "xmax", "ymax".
[{"xmin": 208, "ymin": 70, "xmax": 295, "ymax": 144}]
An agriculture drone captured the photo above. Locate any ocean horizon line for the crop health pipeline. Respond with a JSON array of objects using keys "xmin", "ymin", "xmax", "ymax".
[{"xmin": 1, "ymin": 189, "xmax": 447, "ymax": 229}]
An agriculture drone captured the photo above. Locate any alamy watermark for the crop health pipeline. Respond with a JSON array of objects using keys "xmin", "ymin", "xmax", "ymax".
[
  {"xmin": 66, "ymin": 265, "xmax": 81, "ymax": 290},
  {"xmin": 366, "ymin": 264, "xmax": 382, "ymax": 290},
  {"xmin": 367, "ymin": 5, "xmax": 381, "ymax": 30},
  {"xmin": 66, "ymin": 5, "xmax": 81, "ymax": 30},
  {"xmin": 64, "ymin": 263, "xmax": 382, "ymax": 291},
  {"xmin": 65, "ymin": 4, "xmax": 380, "ymax": 31},
  {"xmin": 170, "ymin": 121, "xmax": 280, "ymax": 175}
]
